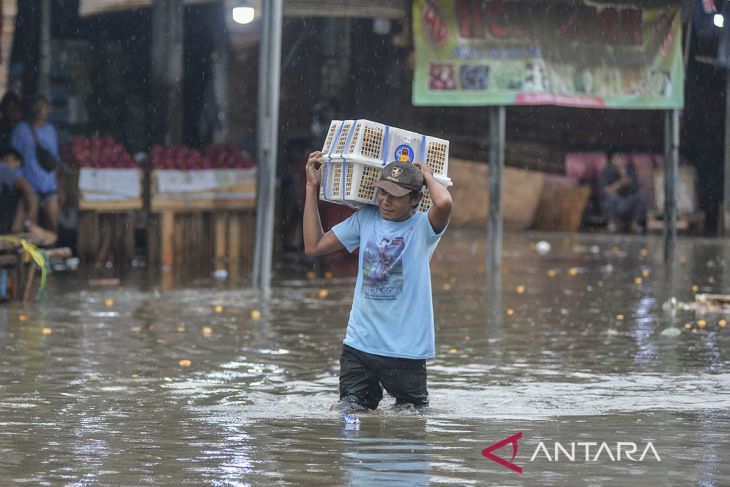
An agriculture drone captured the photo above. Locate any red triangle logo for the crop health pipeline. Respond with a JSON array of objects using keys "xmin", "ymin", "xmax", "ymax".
[{"xmin": 481, "ymin": 432, "xmax": 523, "ymax": 473}]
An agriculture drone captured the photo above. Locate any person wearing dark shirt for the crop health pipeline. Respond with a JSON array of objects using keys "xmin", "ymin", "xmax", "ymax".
[
  {"xmin": 0, "ymin": 92, "xmax": 23, "ymax": 152},
  {"xmin": 0, "ymin": 148, "xmax": 37, "ymax": 234},
  {"xmin": 599, "ymin": 152, "xmax": 646, "ymax": 234}
]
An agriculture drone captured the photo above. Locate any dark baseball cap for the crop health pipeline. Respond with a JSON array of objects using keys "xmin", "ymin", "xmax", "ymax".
[{"xmin": 373, "ymin": 161, "xmax": 424, "ymax": 197}]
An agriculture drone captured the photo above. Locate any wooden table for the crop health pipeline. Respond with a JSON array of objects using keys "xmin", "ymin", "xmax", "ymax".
[{"xmin": 150, "ymin": 198, "xmax": 256, "ymax": 276}]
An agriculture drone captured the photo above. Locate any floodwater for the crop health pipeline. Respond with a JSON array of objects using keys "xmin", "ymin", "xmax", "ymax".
[{"xmin": 1, "ymin": 229, "xmax": 729, "ymax": 486}]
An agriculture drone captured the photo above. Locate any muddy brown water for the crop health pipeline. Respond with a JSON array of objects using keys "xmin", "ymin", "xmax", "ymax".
[{"xmin": 1, "ymin": 229, "xmax": 729, "ymax": 485}]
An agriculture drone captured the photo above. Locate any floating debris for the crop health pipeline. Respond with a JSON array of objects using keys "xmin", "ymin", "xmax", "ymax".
[
  {"xmin": 516, "ymin": 285, "xmax": 525, "ymax": 294},
  {"xmin": 178, "ymin": 359, "xmax": 192, "ymax": 367},
  {"xmin": 660, "ymin": 327, "xmax": 681, "ymax": 337},
  {"xmin": 105, "ymin": 298, "xmax": 114, "ymax": 307},
  {"xmin": 214, "ymin": 305, "xmax": 224, "ymax": 314},
  {"xmin": 535, "ymin": 241, "xmax": 551, "ymax": 255},
  {"xmin": 42, "ymin": 327, "xmax": 53, "ymax": 335},
  {"xmin": 665, "ymin": 294, "xmax": 730, "ymax": 313},
  {"xmin": 250, "ymin": 310, "xmax": 262, "ymax": 320},
  {"xmin": 88, "ymin": 278, "xmax": 120, "ymax": 287}
]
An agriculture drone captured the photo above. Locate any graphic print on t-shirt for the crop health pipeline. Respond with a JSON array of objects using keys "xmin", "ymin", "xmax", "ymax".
[{"xmin": 362, "ymin": 235, "xmax": 405, "ymax": 300}]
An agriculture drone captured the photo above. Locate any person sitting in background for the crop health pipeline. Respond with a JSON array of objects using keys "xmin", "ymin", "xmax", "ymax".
[
  {"xmin": 599, "ymin": 152, "xmax": 646, "ymax": 234},
  {"xmin": 11, "ymin": 94, "xmax": 62, "ymax": 233},
  {"xmin": 0, "ymin": 148, "xmax": 57, "ymax": 245},
  {"xmin": 0, "ymin": 92, "xmax": 24, "ymax": 151}
]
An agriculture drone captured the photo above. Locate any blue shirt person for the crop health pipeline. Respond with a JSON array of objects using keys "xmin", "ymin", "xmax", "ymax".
[
  {"xmin": 10, "ymin": 95, "xmax": 61, "ymax": 233},
  {"xmin": 302, "ymin": 155, "xmax": 452, "ymax": 411}
]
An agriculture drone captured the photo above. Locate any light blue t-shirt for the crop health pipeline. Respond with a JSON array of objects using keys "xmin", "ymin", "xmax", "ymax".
[
  {"xmin": 332, "ymin": 206, "xmax": 446, "ymax": 359},
  {"xmin": 11, "ymin": 121, "xmax": 59, "ymax": 194}
]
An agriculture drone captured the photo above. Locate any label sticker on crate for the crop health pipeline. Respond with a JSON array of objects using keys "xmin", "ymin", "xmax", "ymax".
[{"xmin": 394, "ymin": 144, "xmax": 414, "ymax": 163}]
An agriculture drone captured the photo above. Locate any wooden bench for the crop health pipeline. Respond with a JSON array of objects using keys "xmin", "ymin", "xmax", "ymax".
[{"xmin": 0, "ymin": 234, "xmax": 71, "ymax": 303}]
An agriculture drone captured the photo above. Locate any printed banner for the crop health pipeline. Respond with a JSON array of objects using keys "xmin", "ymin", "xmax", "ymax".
[{"xmin": 413, "ymin": 0, "xmax": 684, "ymax": 108}]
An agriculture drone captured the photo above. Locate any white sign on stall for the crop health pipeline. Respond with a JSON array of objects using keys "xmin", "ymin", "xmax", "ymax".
[
  {"xmin": 154, "ymin": 169, "xmax": 256, "ymax": 200},
  {"xmin": 79, "ymin": 168, "xmax": 141, "ymax": 201}
]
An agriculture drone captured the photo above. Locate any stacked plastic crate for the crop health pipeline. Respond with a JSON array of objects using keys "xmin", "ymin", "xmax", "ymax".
[{"xmin": 319, "ymin": 120, "xmax": 452, "ymax": 212}]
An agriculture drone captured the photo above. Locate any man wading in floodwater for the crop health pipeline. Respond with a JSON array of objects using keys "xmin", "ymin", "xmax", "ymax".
[{"xmin": 303, "ymin": 152, "xmax": 452, "ymax": 411}]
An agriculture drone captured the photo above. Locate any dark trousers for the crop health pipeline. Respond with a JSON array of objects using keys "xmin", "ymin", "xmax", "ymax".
[
  {"xmin": 603, "ymin": 191, "xmax": 646, "ymax": 225},
  {"xmin": 0, "ymin": 190, "xmax": 19, "ymax": 234},
  {"xmin": 339, "ymin": 344, "xmax": 429, "ymax": 409}
]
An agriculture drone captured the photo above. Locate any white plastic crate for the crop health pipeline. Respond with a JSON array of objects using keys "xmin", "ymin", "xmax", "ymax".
[
  {"xmin": 320, "ymin": 158, "xmax": 452, "ymax": 212},
  {"xmin": 319, "ymin": 159, "xmax": 380, "ymax": 207},
  {"xmin": 322, "ymin": 120, "xmax": 450, "ymax": 177}
]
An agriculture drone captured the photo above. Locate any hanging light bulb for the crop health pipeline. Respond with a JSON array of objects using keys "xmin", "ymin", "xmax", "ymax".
[{"xmin": 232, "ymin": 2, "xmax": 255, "ymax": 25}]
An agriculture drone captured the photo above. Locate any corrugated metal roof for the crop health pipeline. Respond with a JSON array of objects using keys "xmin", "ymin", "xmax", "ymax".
[
  {"xmin": 79, "ymin": 0, "xmax": 406, "ymax": 18},
  {"xmin": 79, "ymin": 0, "xmax": 211, "ymax": 17}
]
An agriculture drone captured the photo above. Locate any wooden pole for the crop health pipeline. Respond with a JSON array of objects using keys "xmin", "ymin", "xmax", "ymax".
[
  {"xmin": 38, "ymin": 0, "xmax": 51, "ymax": 96},
  {"xmin": 161, "ymin": 211, "xmax": 174, "ymax": 268},
  {"xmin": 663, "ymin": 109, "xmax": 679, "ymax": 262},
  {"xmin": 487, "ymin": 106, "xmax": 505, "ymax": 290},
  {"xmin": 212, "ymin": 2, "xmax": 230, "ymax": 143},
  {"xmin": 151, "ymin": 0, "xmax": 184, "ymax": 146}
]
